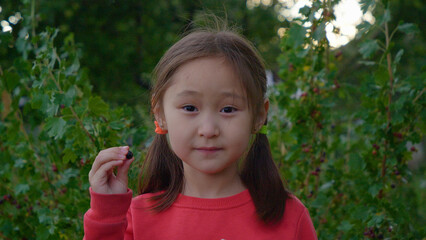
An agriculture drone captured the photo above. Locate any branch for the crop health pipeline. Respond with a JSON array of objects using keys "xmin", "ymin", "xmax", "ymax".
[
  {"xmin": 48, "ymin": 70, "xmax": 96, "ymax": 145},
  {"xmin": 381, "ymin": 21, "xmax": 394, "ymax": 179}
]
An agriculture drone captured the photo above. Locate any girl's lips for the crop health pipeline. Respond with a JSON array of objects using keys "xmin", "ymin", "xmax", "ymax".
[
  {"xmin": 195, "ymin": 147, "xmax": 223, "ymax": 155},
  {"xmin": 196, "ymin": 147, "xmax": 222, "ymax": 151}
]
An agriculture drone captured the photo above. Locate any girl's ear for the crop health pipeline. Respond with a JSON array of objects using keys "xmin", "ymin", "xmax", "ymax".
[
  {"xmin": 254, "ymin": 98, "xmax": 269, "ymax": 132},
  {"xmin": 153, "ymin": 106, "xmax": 167, "ymax": 130}
]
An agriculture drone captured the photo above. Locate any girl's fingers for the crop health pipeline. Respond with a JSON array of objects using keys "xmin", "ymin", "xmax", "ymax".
[
  {"xmin": 90, "ymin": 146, "xmax": 128, "ymax": 177},
  {"xmin": 90, "ymin": 160, "xmax": 124, "ymax": 187},
  {"xmin": 116, "ymin": 157, "xmax": 134, "ymax": 182}
]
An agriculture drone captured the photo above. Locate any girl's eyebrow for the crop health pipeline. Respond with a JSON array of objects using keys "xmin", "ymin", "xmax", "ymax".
[{"xmin": 176, "ymin": 90, "xmax": 244, "ymax": 100}]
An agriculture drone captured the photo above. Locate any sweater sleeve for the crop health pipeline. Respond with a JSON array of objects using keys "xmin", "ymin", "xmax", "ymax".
[
  {"xmin": 83, "ymin": 188, "xmax": 134, "ymax": 240},
  {"xmin": 295, "ymin": 208, "xmax": 318, "ymax": 240}
]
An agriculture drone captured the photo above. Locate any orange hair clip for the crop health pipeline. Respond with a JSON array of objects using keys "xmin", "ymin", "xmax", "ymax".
[{"xmin": 154, "ymin": 121, "xmax": 168, "ymax": 134}]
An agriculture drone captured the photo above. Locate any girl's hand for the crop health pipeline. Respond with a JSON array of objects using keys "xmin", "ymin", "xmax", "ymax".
[{"xmin": 89, "ymin": 146, "xmax": 134, "ymax": 194}]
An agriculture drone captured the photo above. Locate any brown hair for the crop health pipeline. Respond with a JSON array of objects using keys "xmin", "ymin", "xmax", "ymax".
[{"xmin": 139, "ymin": 28, "xmax": 289, "ymax": 224}]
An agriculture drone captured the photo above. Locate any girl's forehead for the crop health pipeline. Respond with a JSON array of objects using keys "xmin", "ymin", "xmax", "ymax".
[{"xmin": 165, "ymin": 57, "xmax": 247, "ymax": 97}]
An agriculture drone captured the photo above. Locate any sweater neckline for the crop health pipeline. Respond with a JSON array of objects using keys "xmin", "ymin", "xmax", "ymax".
[{"xmin": 173, "ymin": 189, "xmax": 252, "ymax": 210}]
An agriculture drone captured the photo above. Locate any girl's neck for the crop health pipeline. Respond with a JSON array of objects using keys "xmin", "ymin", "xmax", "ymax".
[{"xmin": 181, "ymin": 163, "xmax": 246, "ymax": 199}]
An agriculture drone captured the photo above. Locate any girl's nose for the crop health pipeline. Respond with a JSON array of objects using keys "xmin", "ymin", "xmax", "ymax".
[{"xmin": 198, "ymin": 118, "xmax": 219, "ymax": 138}]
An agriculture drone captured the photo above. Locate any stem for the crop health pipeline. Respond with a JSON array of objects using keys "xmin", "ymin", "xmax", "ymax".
[
  {"xmin": 413, "ymin": 88, "xmax": 425, "ymax": 103},
  {"xmin": 381, "ymin": 21, "xmax": 394, "ymax": 179},
  {"xmin": 16, "ymin": 110, "xmax": 56, "ymax": 199},
  {"xmin": 31, "ymin": 0, "xmax": 38, "ymax": 49}
]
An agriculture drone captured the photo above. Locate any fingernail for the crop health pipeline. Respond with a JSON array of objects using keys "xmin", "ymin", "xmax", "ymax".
[{"xmin": 120, "ymin": 146, "xmax": 128, "ymax": 153}]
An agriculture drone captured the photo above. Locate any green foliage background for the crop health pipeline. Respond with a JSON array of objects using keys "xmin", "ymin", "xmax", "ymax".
[{"xmin": 0, "ymin": 0, "xmax": 424, "ymax": 239}]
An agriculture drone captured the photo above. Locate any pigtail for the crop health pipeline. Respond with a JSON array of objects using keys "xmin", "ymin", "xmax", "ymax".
[
  {"xmin": 241, "ymin": 131, "xmax": 289, "ymax": 224},
  {"xmin": 138, "ymin": 134, "xmax": 184, "ymax": 211}
]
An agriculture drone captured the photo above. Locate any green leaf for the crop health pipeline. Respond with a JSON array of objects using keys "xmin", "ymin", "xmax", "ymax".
[
  {"xmin": 337, "ymin": 221, "xmax": 353, "ymax": 231},
  {"xmin": 356, "ymin": 21, "xmax": 372, "ymax": 39},
  {"xmin": 62, "ymin": 148, "xmax": 77, "ymax": 164},
  {"xmin": 319, "ymin": 180, "xmax": 334, "ymax": 192},
  {"xmin": 380, "ymin": 9, "xmax": 391, "ymax": 24},
  {"xmin": 360, "ymin": 0, "xmax": 375, "ymax": 13},
  {"xmin": 31, "ymin": 92, "xmax": 49, "ymax": 110},
  {"xmin": 3, "ymin": 72, "xmax": 20, "ymax": 92},
  {"xmin": 13, "ymin": 159, "xmax": 27, "ymax": 168},
  {"xmin": 286, "ymin": 24, "xmax": 307, "ymax": 49},
  {"xmin": 89, "ymin": 96, "xmax": 109, "ymax": 117},
  {"xmin": 46, "ymin": 101, "xmax": 59, "ymax": 117},
  {"xmin": 64, "ymin": 86, "xmax": 77, "ymax": 107},
  {"xmin": 359, "ymin": 40, "xmax": 379, "ymax": 59},
  {"xmin": 14, "ymin": 184, "xmax": 30, "ymax": 195},
  {"xmin": 299, "ymin": 6, "xmax": 310, "ymax": 17},
  {"xmin": 44, "ymin": 117, "xmax": 67, "ymax": 139},
  {"xmin": 398, "ymin": 23, "xmax": 418, "ymax": 34},
  {"xmin": 394, "ymin": 49, "xmax": 404, "ymax": 64},
  {"xmin": 348, "ymin": 154, "xmax": 366, "ymax": 172},
  {"xmin": 109, "ymin": 120, "xmax": 126, "ymax": 130},
  {"xmin": 36, "ymin": 228, "xmax": 50, "ymax": 240},
  {"xmin": 313, "ymin": 22, "xmax": 326, "ymax": 41},
  {"xmin": 368, "ymin": 183, "xmax": 382, "ymax": 197},
  {"xmin": 65, "ymin": 56, "xmax": 80, "ymax": 76},
  {"xmin": 57, "ymin": 168, "xmax": 79, "ymax": 186},
  {"xmin": 368, "ymin": 214, "xmax": 384, "ymax": 226}
]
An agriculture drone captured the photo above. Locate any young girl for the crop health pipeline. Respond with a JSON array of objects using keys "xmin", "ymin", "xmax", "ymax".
[{"xmin": 84, "ymin": 29, "xmax": 317, "ymax": 239}]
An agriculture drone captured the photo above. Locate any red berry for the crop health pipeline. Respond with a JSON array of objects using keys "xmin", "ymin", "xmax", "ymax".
[
  {"xmin": 289, "ymin": 64, "xmax": 295, "ymax": 72},
  {"xmin": 410, "ymin": 146, "xmax": 417, "ymax": 152},
  {"xmin": 372, "ymin": 150, "xmax": 377, "ymax": 155},
  {"xmin": 393, "ymin": 132, "xmax": 403, "ymax": 139},
  {"xmin": 310, "ymin": 171, "xmax": 319, "ymax": 176},
  {"xmin": 313, "ymin": 87, "xmax": 319, "ymax": 94},
  {"xmin": 80, "ymin": 158, "xmax": 85, "ymax": 166},
  {"xmin": 333, "ymin": 80, "xmax": 340, "ymax": 89},
  {"xmin": 301, "ymin": 92, "xmax": 308, "ymax": 98},
  {"xmin": 334, "ymin": 51, "xmax": 343, "ymax": 59},
  {"xmin": 373, "ymin": 143, "xmax": 380, "ymax": 150},
  {"xmin": 303, "ymin": 147, "xmax": 311, "ymax": 153},
  {"xmin": 52, "ymin": 164, "xmax": 58, "ymax": 172}
]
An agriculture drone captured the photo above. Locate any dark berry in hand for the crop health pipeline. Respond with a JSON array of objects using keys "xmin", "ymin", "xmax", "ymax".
[{"xmin": 126, "ymin": 150, "xmax": 133, "ymax": 159}]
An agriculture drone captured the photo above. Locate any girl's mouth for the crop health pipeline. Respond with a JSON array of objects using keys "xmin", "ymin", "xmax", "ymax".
[
  {"xmin": 196, "ymin": 147, "xmax": 222, "ymax": 151},
  {"xmin": 195, "ymin": 147, "xmax": 223, "ymax": 155}
]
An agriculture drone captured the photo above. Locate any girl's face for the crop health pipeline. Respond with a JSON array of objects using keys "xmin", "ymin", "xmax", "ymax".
[{"xmin": 157, "ymin": 57, "xmax": 266, "ymax": 176}]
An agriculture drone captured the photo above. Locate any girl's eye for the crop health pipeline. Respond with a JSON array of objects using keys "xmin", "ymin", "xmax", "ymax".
[
  {"xmin": 221, "ymin": 106, "xmax": 237, "ymax": 113},
  {"xmin": 183, "ymin": 105, "xmax": 197, "ymax": 112}
]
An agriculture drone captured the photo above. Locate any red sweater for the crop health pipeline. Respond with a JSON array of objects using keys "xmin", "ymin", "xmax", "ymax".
[{"xmin": 84, "ymin": 188, "xmax": 317, "ymax": 239}]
